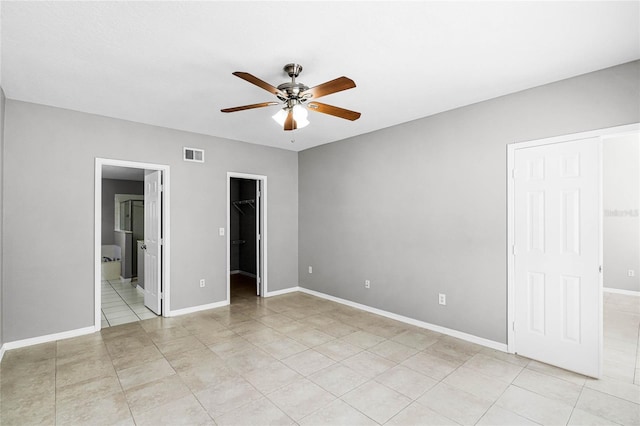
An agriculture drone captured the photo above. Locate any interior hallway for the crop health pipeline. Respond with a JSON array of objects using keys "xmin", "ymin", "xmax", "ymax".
[{"xmin": 0, "ymin": 291, "xmax": 638, "ymax": 425}]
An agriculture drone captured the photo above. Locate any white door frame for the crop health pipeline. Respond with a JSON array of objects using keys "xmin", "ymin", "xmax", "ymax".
[
  {"xmin": 227, "ymin": 172, "xmax": 267, "ymax": 302},
  {"xmin": 94, "ymin": 158, "xmax": 171, "ymax": 330},
  {"xmin": 507, "ymin": 123, "xmax": 640, "ymax": 354}
]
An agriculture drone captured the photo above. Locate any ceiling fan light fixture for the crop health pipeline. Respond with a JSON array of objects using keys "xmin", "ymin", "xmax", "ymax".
[
  {"xmin": 292, "ymin": 104, "xmax": 309, "ymax": 128},
  {"xmin": 272, "ymin": 105, "xmax": 309, "ymax": 129},
  {"xmin": 272, "ymin": 108, "xmax": 288, "ymax": 127}
]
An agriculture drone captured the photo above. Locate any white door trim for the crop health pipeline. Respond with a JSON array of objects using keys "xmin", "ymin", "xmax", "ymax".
[
  {"xmin": 226, "ymin": 172, "xmax": 268, "ymax": 303},
  {"xmin": 507, "ymin": 123, "xmax": 640, "ymax": 354},
  {"xmin": 94, "ymin": 158, "xmax": 171, "ymax": 330}
]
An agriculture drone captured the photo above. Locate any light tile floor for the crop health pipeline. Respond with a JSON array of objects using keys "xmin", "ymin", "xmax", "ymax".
[
  {"xmin": 101, "ymin": 279, "xmax": 158, "ymax": 327},
  {"xmin": 1, "ymin": 287, "xmax": 638, "ymax": 425}
]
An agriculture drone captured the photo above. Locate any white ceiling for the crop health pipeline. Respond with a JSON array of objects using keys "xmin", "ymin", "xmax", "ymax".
[{"xmin": 2, "ymin": 1, "xmax": 638, "ymax": 152}]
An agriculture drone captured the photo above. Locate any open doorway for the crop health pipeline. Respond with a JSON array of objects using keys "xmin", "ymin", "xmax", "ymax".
[
  {"xmin": 94, "ymin": 159, "xmax": 171, "ymax": 330},
  {"xmin": 601, "ymin": 131, "xmax": 640, "ymax": 384},
  {"xmin": 227, "ymin": 172, "xmax": 266, "ymax": 304}
]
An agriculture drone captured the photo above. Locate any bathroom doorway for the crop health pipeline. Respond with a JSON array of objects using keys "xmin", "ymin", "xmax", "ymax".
[
  {"xmin": 95, "ymin": 159, "xmax": 171, "ymax": 330},
  {"xmin": 227, "ymin": 172, "xmax": 267, "ymax": 303}
]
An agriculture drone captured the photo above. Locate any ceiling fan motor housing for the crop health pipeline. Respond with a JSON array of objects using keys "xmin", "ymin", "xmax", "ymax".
[{"xmin": 277, "ymin": 63, "xmax": 309, "ymax": 102}]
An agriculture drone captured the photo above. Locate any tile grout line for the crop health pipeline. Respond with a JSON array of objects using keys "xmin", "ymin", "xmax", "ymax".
[
  {"xmin": 5, "ymin": 290, "xmax": 636, "ymax": 425},
  {"xmin": 468, "ymin": 363, "xmax": 523, "ymax": 425},
  {"xmin": 567, "ymin": 385, "xmax": 587, "ymax": 426},
  {"xmin": 103, "ymin": 330, "xmax": 137, "ymax": 425},
  {"xmin": 155, "ymin": 327, "xmax": 216, "ymax": 424}
]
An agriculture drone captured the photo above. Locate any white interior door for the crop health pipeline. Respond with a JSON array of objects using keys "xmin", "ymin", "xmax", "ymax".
[
  {"xmin": 144, "ymin": 170, "xmax": 162, "ymax": 315},
  {"xmin": 514, "ymin": 137, "xmax": 601, "ymax": 377}
]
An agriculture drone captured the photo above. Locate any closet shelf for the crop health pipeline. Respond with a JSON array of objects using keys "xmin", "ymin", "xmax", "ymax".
[
  {"xmin": 232, "ymin": 199, "xmax": 255, "ymax": 215},
  {"xmin": 231, "ymin": 240, "xmax": 246, "ymax": 245}
]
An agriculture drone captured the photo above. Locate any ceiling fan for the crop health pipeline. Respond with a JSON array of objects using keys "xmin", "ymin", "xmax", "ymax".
[{"xmin": 221, "ymin": 63, "xmax": 361, "ymax": 131}]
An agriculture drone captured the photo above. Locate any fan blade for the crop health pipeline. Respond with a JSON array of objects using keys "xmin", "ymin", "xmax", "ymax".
[
  {"xmin": 221, "ymin": 102, "xmax": 279, "ymax": 113},
  {"xmin": 233, "ymin": 72, "xmax": 286, "ymax": 97},
  {"xmin": 307, "ymin": 102, "xmax": 361, "ymax": 121},
  {"xmin": 284, "ymin": 110, "xmax": 297, "ymax": 131},
  {"xmin": 300, "ymin": 77, "xmax": 356, "ymax": 100}
]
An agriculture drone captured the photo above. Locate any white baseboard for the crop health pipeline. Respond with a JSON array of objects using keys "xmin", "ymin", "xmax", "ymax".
[
  {"xmin": 230, "ymin": 270, "xmax": 257, "ymax": 278},
  {"xmin": 0, "ymin": 300, "xmax": 229, "ymax": 361},
  {"xmin": 298, "ymin": 287, "xmax": 508, "ymax": 352},
  {"xmin": 167, "ymin": 300, "xmax": 229, "ymax": 317},
  {"xmin": 264, "ymin": 286, "xmax": 300, "ymax": 298},
  {"xmin": 604, "ymin": 287, "xmax": 640, "ymax": 297},
  {"xmin": 0, "ymin": 286, "xmax": 508, "ymax": 364},
  {"xmin": 1, "ymin": 326, "xmax": 97, "ymax": 353}
]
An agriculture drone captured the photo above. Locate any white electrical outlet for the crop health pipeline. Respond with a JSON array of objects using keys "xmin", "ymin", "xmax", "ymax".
[
  {"xmin": 200, "ymin": 279, "xmax": 205, "ymax": 287},
  {"xmin": 365, "ymin": 280, "xmax": 370, "ymax": 289},
  {"xmin": 309, "ymin": 266, "xmax": 313, "ymax": 274},
  {"xmin": 439, "ymin": 293, "xmax": 446, "ymax": 305},
  {"xmin": 219, "ymin": 227, "xmax": 225, "ymax": 236},
  {"xmin": 629, "ymin": 269, "xmax": 636, "ymax": 277}
]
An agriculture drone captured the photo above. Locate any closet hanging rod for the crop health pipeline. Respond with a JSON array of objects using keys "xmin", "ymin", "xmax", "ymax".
[{"xmin": 232, "ymin": 199, "xmax": 255, "ymax": 215}]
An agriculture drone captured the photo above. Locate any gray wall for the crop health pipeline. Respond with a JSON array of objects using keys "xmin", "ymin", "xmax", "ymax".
[
  {"xmin": 3, "ymin": 100, "xmax": 298, "ymax": 342},
  {"xmin": 299, "ymin": 61, "xmax": 640, "ymax": 344},
  {"xmin": 101, "ymin": 178, "xmax": 144, "ymax": 245},
  {"xmin": 0, "ymin": 87, "xmax": 6, "ymax": 349},
  {"xmin": 604, "ymin": 134, "xmax": 640, "ymax": 292}
]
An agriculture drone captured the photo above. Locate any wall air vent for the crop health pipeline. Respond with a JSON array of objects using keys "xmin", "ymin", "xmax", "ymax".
[{"xmin": 183, "ymin": 147, "xmax": 204, "ymax": 163}]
